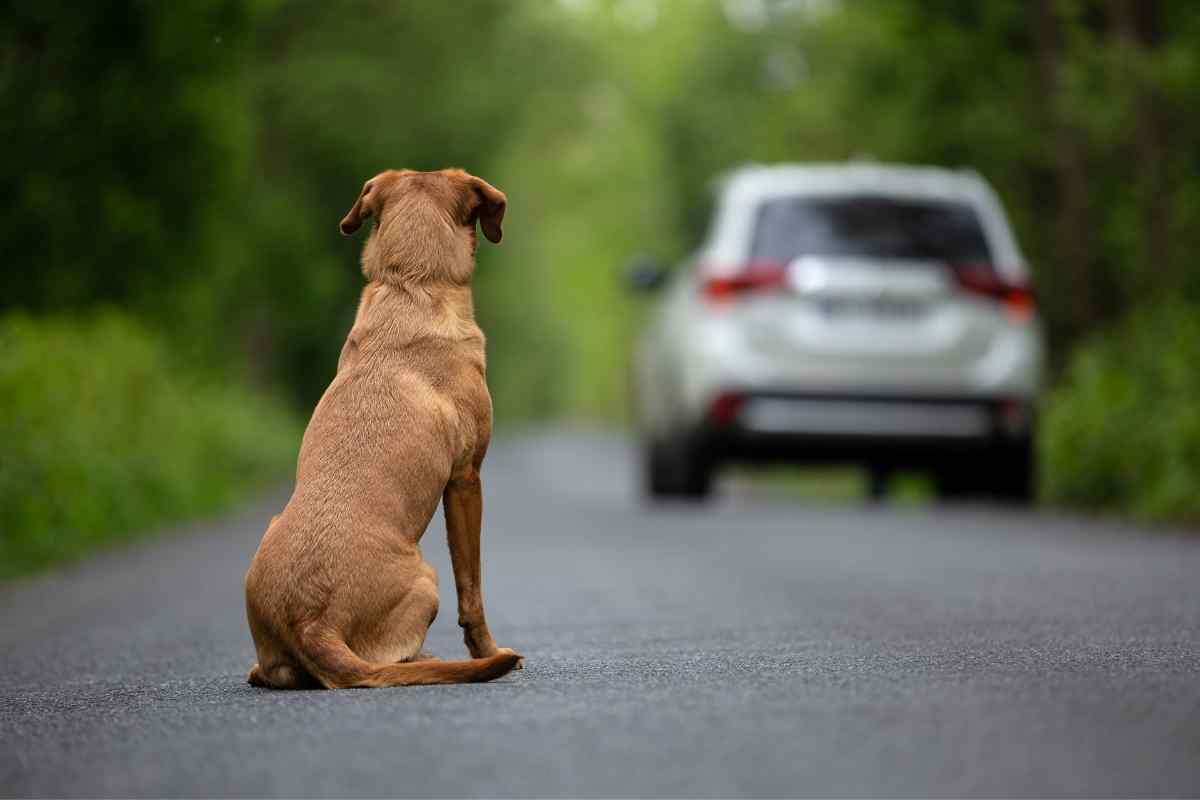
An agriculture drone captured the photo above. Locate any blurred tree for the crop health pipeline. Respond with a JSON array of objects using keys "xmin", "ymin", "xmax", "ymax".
[
  {"xmin": 242, "ymin": 0, "xmax": 601, "ymax": 407},
  {"xmin": 0, "ymin": 0, "xmax": 257, "ymax": 320},
  {"xmin": 5, "ymin": 0, "xmax": 1199, "ymax": 423},
  {"xmin": 2, "ymin": 0, "xmax": 1200, "ymax": 526}
]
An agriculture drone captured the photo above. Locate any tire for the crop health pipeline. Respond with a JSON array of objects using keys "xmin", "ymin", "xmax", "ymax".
[
  {"xmin": 992, "ymin": 440, "xmax": 1036, "ymax": 506},
  {"xmin": 866, "ymin": 465, "xmax": 891, "ymax": 503},
  {"xmin": 643, "ymin": 431, "xmax": 713, "ymax": 501},
  {"xmin": 934, "ymin": 440, "xmax": 1035, "ymax": 505},
  {"xmin": 933, "ymin": 462, "xmax": 976, "ymax": 502}
]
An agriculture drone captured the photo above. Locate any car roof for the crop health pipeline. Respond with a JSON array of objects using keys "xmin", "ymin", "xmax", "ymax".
[{"xmin": 718, "ymin": 162, "xmax": 993, "ymax": 202}]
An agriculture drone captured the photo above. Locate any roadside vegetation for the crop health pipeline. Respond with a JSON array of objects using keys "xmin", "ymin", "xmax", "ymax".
[
  {"xmin": 1041, "ymin": 303, "xmax": 1200, "ymax": 523},
  {"xmin": 2, "ymin": 1, "xmax": 1197, "ymax": 576},
  {"xmin": 0, "ymin": 313, "xmax": 299, "ymax": 578}
]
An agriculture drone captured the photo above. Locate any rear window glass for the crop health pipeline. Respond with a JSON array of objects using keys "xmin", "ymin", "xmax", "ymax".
[{"xmin": 750, "ymin": 196, "xmax": 993, "ymax": 264}]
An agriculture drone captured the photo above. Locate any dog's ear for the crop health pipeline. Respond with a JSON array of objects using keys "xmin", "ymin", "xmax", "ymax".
[
  {"xmin": 340, "ymin": 179, "xmax": 377, "ymax": 236},
  {"xmin": 468, "ymin": 176, "xmax": 506, "ymax": 244}
]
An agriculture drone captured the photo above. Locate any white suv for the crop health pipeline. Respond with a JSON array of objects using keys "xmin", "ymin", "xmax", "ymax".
[{"xmin": 629, "ymin": 163, "xmax": 1044, "ymax": 503}]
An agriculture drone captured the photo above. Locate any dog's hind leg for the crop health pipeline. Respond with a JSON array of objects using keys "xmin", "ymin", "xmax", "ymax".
[
  {"xmin": 353, "ymin": 564, "xmax": 440, "ymax": 665},
  {"xmin": 248, "ymin": 660, "xmax": 319, "ymax": 689},
  {"xmin": 248, "ymin": 663, "xmax": 267, "ymax": 686}
]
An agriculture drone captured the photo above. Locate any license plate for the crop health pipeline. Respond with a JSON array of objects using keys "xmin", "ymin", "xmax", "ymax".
[
  {"xmin": 742, "ymin": 399, "xmax": 990, "ymax": 438},
  {"xmin": 816, "ymin": 295, "xmax": 926, "ymax": 319}
]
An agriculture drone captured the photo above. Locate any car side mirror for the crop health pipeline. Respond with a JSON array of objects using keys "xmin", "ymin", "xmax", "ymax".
[{"xmin": 625, "ymin": 255, "xmax": 669, "ymax": 292}]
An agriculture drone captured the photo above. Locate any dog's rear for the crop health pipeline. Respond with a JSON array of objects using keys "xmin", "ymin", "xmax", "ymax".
[{"xmin": 245, "ymin": 169, "xmax": 518, "ymax": 689}]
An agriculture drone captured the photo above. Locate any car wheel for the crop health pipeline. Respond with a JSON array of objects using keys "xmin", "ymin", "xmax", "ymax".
[
  {"xmin": 866, "ymin": 465, "xmax": 891, "ymax": 503},
  {"xmin": 991, "ymin": 440, "xmax": 1036, "ymax": 506},
  {"xmin": 934, "ymin": 442, "xmax": 1036, "ymax": 505},
  {"xmin": 933, "ymin": 463, "xmax": 976, "ymax": 502},
  {"xmin": 644, "ymin": 431, "xmax": 713, "ymax": 501}
]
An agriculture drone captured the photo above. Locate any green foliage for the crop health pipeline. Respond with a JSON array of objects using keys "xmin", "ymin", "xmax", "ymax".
[
  {"xmin": 0, "ymin": 1, "xmax": 258, "ymax": 322},
  {"xmin": 3, "ymin": 0, "xmax": 1200, "ymax": 530},
  {"xmin": 1041, "ymin": 304, "xmax": 1200, "ymax": 524},
  {"xmin": 0, "ymin": 312, "xmax": 299, "ymax": 577},
  {"xmin": 239, "ymin": 2, "xmax": 646, "ymax": 417}
]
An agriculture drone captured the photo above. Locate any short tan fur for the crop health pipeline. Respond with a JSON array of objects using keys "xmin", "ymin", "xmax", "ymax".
[{"xmin": 244, "ymin": 168, "xmax": 520, "ymax": 689}]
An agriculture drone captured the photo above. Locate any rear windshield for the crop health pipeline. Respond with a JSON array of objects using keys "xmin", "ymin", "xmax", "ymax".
[{"xmin": 750, "ymin": 195, "xmax": 993, "ymax": 264}]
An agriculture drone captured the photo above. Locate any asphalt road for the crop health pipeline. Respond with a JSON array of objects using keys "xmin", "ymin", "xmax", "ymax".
[{"xmin": 2, "ymin": 431, "xmax": 1199, "ymax": 797}]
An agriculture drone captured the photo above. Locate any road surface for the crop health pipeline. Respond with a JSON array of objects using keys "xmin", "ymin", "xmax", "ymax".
[{"xmin": 2, "ymin": 431, "xmax": 1198, "ymax": 797}]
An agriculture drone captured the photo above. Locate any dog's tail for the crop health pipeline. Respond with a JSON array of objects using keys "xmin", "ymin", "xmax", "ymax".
[{"xmin": 296, "ymin": 628, "xmax": 520, "ymax": 688}]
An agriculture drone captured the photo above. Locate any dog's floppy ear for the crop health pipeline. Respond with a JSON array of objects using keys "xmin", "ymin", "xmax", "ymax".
[
  {"xmin": 469, "ymin": 176, "xmax": 507, "ymax": 244},
  {"xmin": 340, "ymin": 179, "xmax": 377, "ymax": 236}
]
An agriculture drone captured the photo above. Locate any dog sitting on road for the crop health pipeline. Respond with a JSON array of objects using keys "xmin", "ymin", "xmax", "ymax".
[{"xmin": 244, "ymin": 168, "xmax": 521, "ymax": 688}]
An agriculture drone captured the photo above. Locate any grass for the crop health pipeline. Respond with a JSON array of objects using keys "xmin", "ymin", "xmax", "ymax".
[
  {"xmin": 1039, "ymin": 302, "xmax": 1200, "ymax": 526},
  {"xmin": 0, "ymin": 311, "xmax": 300, "ymax": 579}
]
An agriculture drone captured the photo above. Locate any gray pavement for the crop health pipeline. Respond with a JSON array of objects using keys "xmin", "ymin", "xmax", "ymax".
[{"xmin": 2, "ymin": 431, "xmax": 1199, "ymax": 797}]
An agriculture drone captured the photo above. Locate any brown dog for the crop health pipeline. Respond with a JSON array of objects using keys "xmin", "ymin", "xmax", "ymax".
[{"xmin": 244, "ymin": 168, "xmax": 521, "ymax": 688}]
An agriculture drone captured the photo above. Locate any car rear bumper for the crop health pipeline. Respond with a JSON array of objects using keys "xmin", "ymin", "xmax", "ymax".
[{"xmin": 701, "ymin": 391, "xmax": 1033, "ymax": 466}]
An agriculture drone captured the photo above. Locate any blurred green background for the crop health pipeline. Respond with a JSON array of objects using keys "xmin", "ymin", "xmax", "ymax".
[{"xmin": 3, "ymin": 0, "xmax": 1199, "ymax": 575}]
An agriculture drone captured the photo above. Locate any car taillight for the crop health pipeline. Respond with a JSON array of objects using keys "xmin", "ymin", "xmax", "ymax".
[
  {"xmin": 708, "ymin": 391, "xmax": 745, "ymax": 426},
  {"xmin": 995, "ymin": 397, "xmax": 1032, "ymax": 436},
  {"xmin": 701, "ymin": 261, "xmax": 788, "ymax": 302},
  {"xmin": 954, "ymin": 265, "xmax": 1036, "ymax": 322}
]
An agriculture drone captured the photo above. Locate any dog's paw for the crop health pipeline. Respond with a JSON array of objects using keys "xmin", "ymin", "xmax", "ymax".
[
  {"xmin": 247, "ymin": 663, "xmax": 266, "ymax": 687},
  {"xmin": 496, "ymin": 647, "xmax": 524, "ymax": 670}
]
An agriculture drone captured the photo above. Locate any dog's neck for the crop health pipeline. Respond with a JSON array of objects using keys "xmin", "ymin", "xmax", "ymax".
[
  {"xmin": 360, "ymin": 210, "xmax": 477, "ymax": 288},
  {"xmin": 350, "ymin": 280, "xmax": 481, "ymax": 347},
  {"xmin": 336, "ymin": 280, "xmax": 482, "ymax": 376}
]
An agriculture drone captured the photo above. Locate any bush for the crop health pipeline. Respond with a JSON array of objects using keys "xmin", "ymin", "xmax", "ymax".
[
  {"xmin": 0, "ymin": 312, "xmax": 300, "ymax": 578},
  {"xmin": 1041, "ymin": 303, "xmax": 1200, "ymax": 525}
]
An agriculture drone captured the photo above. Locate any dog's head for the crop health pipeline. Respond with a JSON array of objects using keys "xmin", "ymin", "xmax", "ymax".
[{"xmin": 340, "ymin": 168, "xmax": 506, "ymax": 284}]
